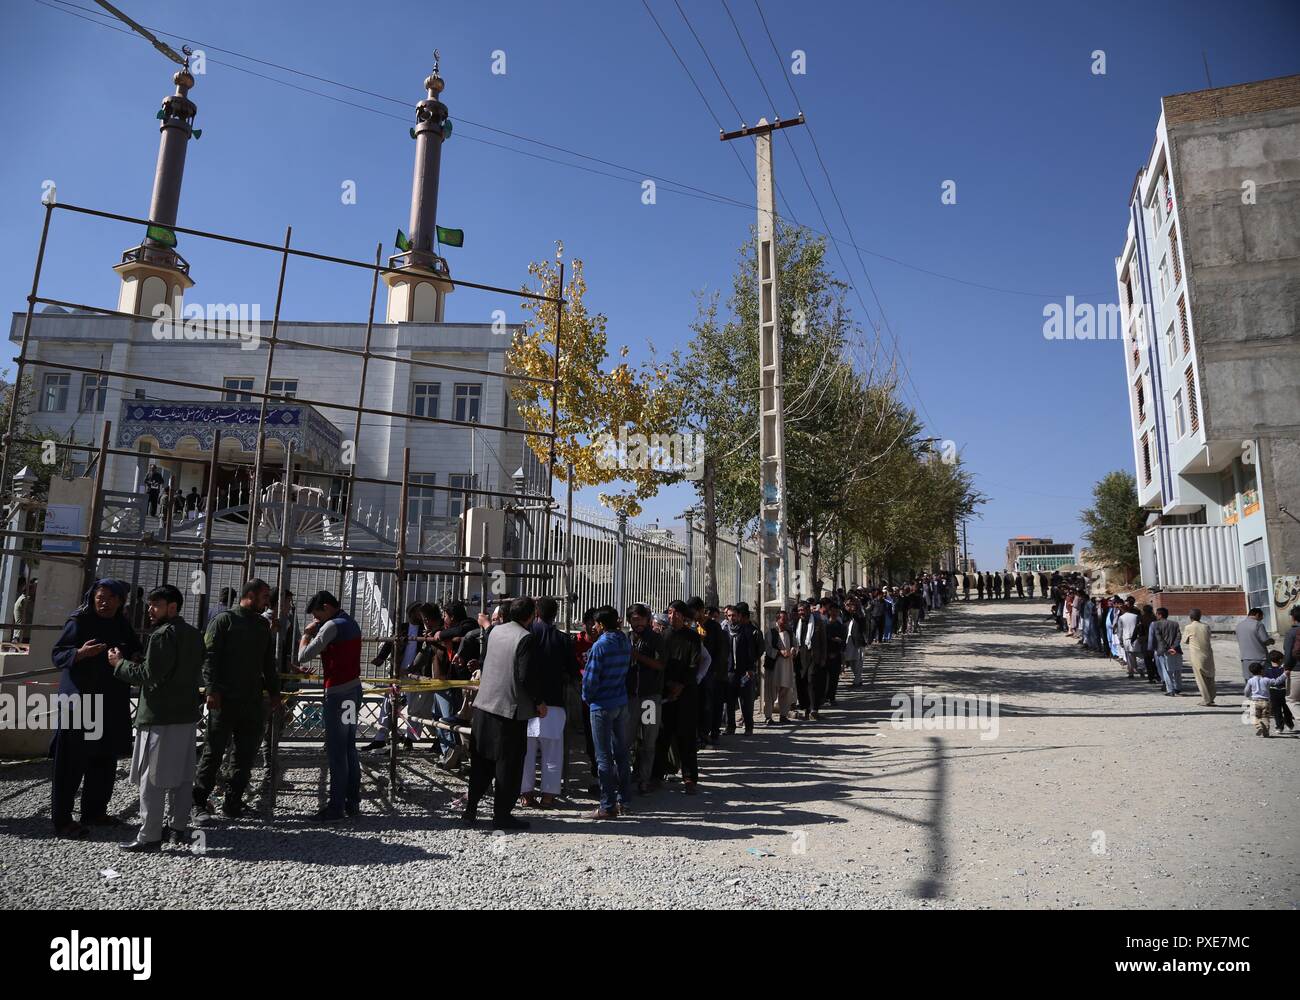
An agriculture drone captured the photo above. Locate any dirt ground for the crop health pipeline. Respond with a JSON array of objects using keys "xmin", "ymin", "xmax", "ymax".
[{"xmin": 2, "ymin": 598, "xmax": 1297, "ymax": 909}]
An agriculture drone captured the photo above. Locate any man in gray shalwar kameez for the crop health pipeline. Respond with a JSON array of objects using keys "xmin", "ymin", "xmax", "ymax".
[{"xmin": 109, "ymin": 584, "xmax": 206, "ymax": 851}]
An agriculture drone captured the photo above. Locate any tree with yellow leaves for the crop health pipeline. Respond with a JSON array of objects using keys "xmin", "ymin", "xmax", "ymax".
[{"xmin": 509, "ymin": 247, "xmax": 685, "ymax": 518}]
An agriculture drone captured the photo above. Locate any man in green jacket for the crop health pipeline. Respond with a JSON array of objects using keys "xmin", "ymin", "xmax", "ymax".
[
  {"xmin": 109, "ymin": 584, "xmax": 206, "ymax": 851},
  {"xmin": 193, "ymin": 578, "xmax": 279, "ymax": 820}
]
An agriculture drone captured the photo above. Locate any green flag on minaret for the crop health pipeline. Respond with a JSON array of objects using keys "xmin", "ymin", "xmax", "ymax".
[
  {"xmin": 395, "ymin": 229, "xmax": 412, "ymax": 252},
  {"xmin": 436, "ymin": 226, "xmax": 464, "ymax": 248},
  {"xmin": 146, "ymin": 224, "xmax": 177, "ymax": 248}
]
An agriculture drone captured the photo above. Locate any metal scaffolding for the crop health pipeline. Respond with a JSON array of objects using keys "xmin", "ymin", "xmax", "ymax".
[{"xmin": 0, "ymin": 199, "xmax": 571, "ymax": 798}]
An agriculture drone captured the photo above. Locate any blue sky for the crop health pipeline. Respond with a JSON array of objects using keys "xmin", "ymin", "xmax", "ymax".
[{"xmin": 2, "ymin": 0, "xmax": 1297, "ymax": 571}]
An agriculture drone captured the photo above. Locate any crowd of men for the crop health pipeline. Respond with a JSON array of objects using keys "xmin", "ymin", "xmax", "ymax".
[
  {"xmin": 43, "ymin": 571, "xmax": 962, "ymax": 843},
  {"xmin": 1048, "ymin": 572, "xmax": 1299, "ymax": 736},
  {"xmin": 49, "ymin": 578, "xmax": 358, "ymax": 848}
]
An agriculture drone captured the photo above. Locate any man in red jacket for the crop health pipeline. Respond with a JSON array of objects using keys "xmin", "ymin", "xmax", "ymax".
[{"xmin": 298, "ymin": 591, "xmax": 362, "ymax": 821}]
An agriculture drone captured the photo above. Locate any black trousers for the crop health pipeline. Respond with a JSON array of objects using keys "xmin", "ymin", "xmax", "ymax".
[
  {"xmin": 824, "ymin": 659, "xmax": 842, "ymax": 703},
  {"xmin": 654, "ymin": 685, "xmax": 699, "ymax": 782},
  {"xmin": 1270, "ymin": 689, "xmax": 1295, "ymax": 731},
  {"xmin": 467, "ymin": 727, "xmax": 526, "ymax": 820},
  {"xmin": 795, "ymin": 665, "xmax": 809, "ymax": 710},
  {"xmin": 51, "ymin": 729, "xmax": 118, "ymax": 828},
  {"xmin": 698, "ymin": 674, "xmax": 725, "ymax": 739},
  {"xmin": 796, "ymin": 663, "xmax": 826, "ymax": 712},
  {"xmin": 871, "ymin": 618, "xmax": 885, "ymax": 643},
  {"xmin": 194, "ymin": 700, "xmax": 264, "ymax": 807},
  {"xmin": 147, "ymin": 488, "xmax": 160, "ymax": 517},
  {"xmin": 725, "ymin": 673, "xmax": 754, "ymax": 731}
]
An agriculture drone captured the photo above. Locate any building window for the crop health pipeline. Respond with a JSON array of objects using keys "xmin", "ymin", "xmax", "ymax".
[
  {"xmin": 1165, "ymin": 321, "xmax": 1178, "ymax": 365},
  {"xmin": 1157, "ymin": 256, "xmax": 1170, "ymax": 299},
  {"xmin": 79, "ymin": 373, "xmax": 107, "ymax": 413},
  {"xmin": 1244, "ymin": 539, "xmax": 1268, "ymax": 615},
  {"xmin": 268, "ymin": 379, "xmax": 298, "ymax": 400},
  {"xmin": 1169, "ymin": 230, "xmax": 1182, "ymax": 286},
  {"xmin": 1185, "ymin": 367, "xmax": 1199, "ymax": 434},
  {"xmin": 453, "ymin": 383, "xmax": 482, "ymax": 424},
  {"xmin": 1140, "ymin": 433, "xmax": 1152, "ymax": 486},
  {"xmin": 447, "ymin": 472, "xmax": 478, "ymax": 518},
  {"xmin": 1135, "ymin": 379, "xmax": 1146, "ymax": 424},
  {"xmin": 40, "ymin": 373, "xmax": 70, "ymax": 412},
  {"xmin": 1177, "ymin": 295, "xmax": 1190, "ymax": 356},
  {"xmin": 1173, "ymin": 389, "xmax": 1186, "ymax": 438},
  {"xmin": 223, "ymin": 377, "xmax": 254, "ymax": 402},
  {"xmin": 411, "ymin": 383, "xmax": 440, "ymax": 418},
  {"xmin": 407, "ymin": 473, "xmax": 437, "ymax": 525}
]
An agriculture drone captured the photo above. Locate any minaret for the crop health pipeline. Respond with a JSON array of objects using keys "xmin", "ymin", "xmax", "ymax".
[
  {"xmin": 114, "ymin": 59, "xmax": 199, "ymax": 318},
  {"xmin": 384, "ymin": 54, "xmax": 454, "ymax": 323}
]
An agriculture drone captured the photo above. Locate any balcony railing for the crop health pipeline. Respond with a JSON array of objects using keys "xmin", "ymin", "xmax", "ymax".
[{"xmin": 1139, "ymin": 523, "xmax": 1241, "ymax": 589}]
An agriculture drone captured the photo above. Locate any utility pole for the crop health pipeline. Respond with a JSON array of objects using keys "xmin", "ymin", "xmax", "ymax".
[{"xmin": 721, "ymin": 113, "xmax": 804, "ymax": 631}]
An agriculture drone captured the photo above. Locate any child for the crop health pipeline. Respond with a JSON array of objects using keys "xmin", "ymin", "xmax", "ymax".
[
  {"xmin": 1265, "ymin": 651, "xmax": 1295, "ymax": 734},
  {"xmin": 1244, "ymin": 662, "xmax": 1286, "ymax": 736}
]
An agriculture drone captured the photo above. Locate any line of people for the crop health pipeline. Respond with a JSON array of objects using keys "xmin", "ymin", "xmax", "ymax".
[
  {"xmin": 45, "ymin": 571, "xmax": 960, "ymax": 845},
  {"xmin": 958, "ymin": 569, "xmax": 1048, "ymax": 600},
  {"xmin": 1048, "ymin": 573, "xmax": 1300, "ymax": 737},
  {"xmin": 462, "ymin": 575, "xmax": 957, "ymax": 830}
]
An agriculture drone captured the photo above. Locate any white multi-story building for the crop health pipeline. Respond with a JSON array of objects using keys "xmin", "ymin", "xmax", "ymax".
[
  {"xmin": 8, "ymin": 59, "xmax": 546, "ymax": 546},
  {"xmin": 1115, "ymin": 75, "xmax": 1300, "ymax": 628}
]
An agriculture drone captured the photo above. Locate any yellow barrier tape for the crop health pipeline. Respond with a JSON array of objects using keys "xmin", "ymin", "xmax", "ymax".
[{"xmin": 277, "ymin": 673, "xmax": 477, "ymax": 693}]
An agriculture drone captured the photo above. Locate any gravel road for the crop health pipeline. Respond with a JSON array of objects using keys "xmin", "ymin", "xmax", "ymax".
[{"xmin": 3, "ymin": 599, "xmax": 1296, "ymax": 909}]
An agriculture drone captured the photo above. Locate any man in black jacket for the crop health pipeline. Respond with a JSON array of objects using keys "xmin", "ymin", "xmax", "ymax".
[
  {"xmin": 820, "ymin": 598, "xmax": 847, "ymax": 705},
  {"xmin": 870, "ymin": 591, "xmax": 886, "ymax": 643},
  {"xmin": 688, "ymin": 597, "xmax": 728, "ymax": 745},
  {"xmin": 654, "ymin": 601, "xmax": 702, "ymax": 794},
  {"xmin": 792, "ymin": 600, "xmax": 827, "ymax": 720},
  {"xmin": 627, "ymin": 603, "xmax": 665, "ymax": 793},
  {"xmin": 520, "ymin": 597, "xmax": 575, "ymax": 807},
  {"xmin": 724, "ymin": 603, "xmax": 759, "ymax": 735},
  {"xmin": 193, "ymin": 579, "xmax": 279, "ymax": 821}
]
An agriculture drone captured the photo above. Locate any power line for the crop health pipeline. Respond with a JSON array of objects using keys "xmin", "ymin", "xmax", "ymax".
[
  {"xmin": 718, "ymin": 0, "xmax": 891, "ymax": 380},
  {"xmin": 672, "ymin": 0, "xmax": 746, "ymax": 125},
  {"xmin": 33, "ymin": 0, "xmax": 1096, "ymax": 303},
  {"xmin": 39, "ymin": 0, "xmax": 752, "ymax": 212},
  {"xmin": 639, "ymin": 0, "xmax": 765, "ymax": 207},
  {"xmin": 752, "ymin": 0, "xmax": 937, "ymax": 432}
]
